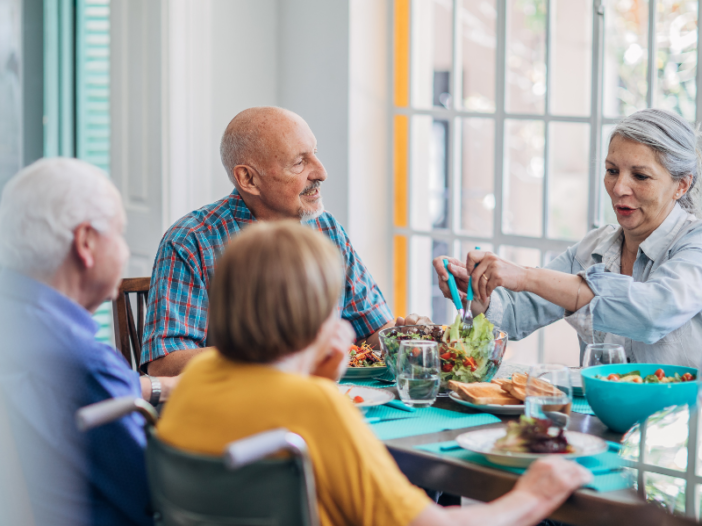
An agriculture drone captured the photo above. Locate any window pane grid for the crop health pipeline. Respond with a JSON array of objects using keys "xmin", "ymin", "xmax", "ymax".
[
  {"xmin": 393, "ymin": 0, "xmax": 702, "ymax": 516},
  {"xmin": 393, "ymin": 0, "xmax": 701, "ymax": 368}
]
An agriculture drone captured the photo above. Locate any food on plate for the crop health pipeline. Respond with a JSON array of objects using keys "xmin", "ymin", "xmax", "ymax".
[
  {"xmin": 383, "ymin": 314, "xmax": 497, "ymax": 385},
  {"xmin": 493, "ymin": 416, "xmax": 574, "ymax": 454},
  {"xmin": 344, "ymin": 388, "xmax": 365, "ymax": 404},
  {"xmin": 596, "ymin": 368, "xmax": 696, "ymax": 384},
  {"xmin": 490, "ymin": 378, "xmax": 511, "ymax": 389},
  {"xmin": 448, "ymin": 380, "xmax": 520, "ymax": 406},
  {"xmin": 498, "ymin": 372, "xmax": 527, "ymax": 401},
  {"xmin": 450, "ymin": 373, "xmax": 568, "ymax": 408},
  {"xmin": 348, "ymin": 342, "xmax": 385, "ymax": 368}
]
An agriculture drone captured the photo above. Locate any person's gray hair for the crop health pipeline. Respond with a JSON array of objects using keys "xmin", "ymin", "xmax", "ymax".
[
  {"xmin": 610, "ymin": 108, "xmax": 702, "ymax": 216},
  {"xmin": 219, "ymin": 107, "xmax": 297, "ymax": 185},
  {"xmin": 220, "ymin": 121, "xmax": 260, "ymax": 185},
  {"xmin": 0, "ymin": 157, "xmax": 120, "ymax": 279}
]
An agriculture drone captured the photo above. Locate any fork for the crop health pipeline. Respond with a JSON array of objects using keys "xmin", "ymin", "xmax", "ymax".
[
  {"xmin": 443, "ymin": 259, "xmax": 473, "ymax": 330},
  {"xmin": 443, "ymin": 247, "xmax": 481, "ymax": 331}
]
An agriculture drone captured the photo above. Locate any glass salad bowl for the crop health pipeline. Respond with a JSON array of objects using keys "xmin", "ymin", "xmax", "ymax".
[{"xmin": 378, "ymin": 322, "xmax": 508, "ymax": 390}]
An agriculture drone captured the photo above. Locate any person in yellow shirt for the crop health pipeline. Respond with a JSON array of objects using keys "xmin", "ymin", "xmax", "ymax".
[{"xmin": 157, "ymin": 221, "xmax": 591, "ymax": 526}]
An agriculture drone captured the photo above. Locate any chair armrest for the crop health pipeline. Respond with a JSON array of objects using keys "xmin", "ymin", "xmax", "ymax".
[
  {"xmin": 76, "ymin": 396, "xmax": 158, "ymax": 431},
  {"xmin": 224, "ymin": 428, "xmax": 309, "ymax": 469}
]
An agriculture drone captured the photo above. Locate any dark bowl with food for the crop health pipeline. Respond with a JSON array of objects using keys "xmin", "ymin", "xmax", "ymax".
[{"xmin": 378, "ymin": 322, "xmax": 508, "ymax": 389}]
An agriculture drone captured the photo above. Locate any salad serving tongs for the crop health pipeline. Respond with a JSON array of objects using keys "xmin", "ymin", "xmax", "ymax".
[{"xmin": 442, "ymin": 258, "xmax": 474, "ymax": 330}]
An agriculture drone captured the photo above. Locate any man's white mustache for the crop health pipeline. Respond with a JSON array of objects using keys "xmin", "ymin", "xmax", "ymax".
[{"xmin": 300, "ymin": 182, "xmax": 322, "ymax": 195}]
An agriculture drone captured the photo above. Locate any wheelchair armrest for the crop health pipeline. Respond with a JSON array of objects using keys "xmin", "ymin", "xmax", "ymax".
[
  {"xmin": 76, "ymin": 396, "xmax": 158, "ymax": 431},
  {"xmin": 224, "ymin": 428, "xmax": 309, "ymax": 469}
]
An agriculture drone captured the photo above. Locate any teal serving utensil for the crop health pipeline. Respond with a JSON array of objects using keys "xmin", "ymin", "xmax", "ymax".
[
  {"xmin": 462, "ymin": 246, "xmax": 480, "ymax": 327},
  {"xmin": 443, "ymin": 258, "xmax": 473, "ymax": 330}
]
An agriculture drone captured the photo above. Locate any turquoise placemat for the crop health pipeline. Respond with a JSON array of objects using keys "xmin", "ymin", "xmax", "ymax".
[
  {"xmin": 365, "ymin": 406, "xmax": 500, "ymax": 440},
  {"xmin": 415, "ymin": 440, "xmax": 633, "ymax": 492},
  {"xmin": 339, "ymin": 378, "xmax": 394, "ymax": 388},
  {"xmin": 572, "ymin": 396, "xmax": 594, "ymax": 415}
]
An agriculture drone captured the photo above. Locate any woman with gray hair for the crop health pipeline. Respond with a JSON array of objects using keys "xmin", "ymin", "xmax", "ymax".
[{"xmin": 435, "ymin": 108, "xmax": 702, "ymax": 366}]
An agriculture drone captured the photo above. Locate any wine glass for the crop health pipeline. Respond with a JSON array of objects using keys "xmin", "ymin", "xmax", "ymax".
[
  {"xmin": 396, "ymin": 341, "xmax": 440, "ymax": 407},
  {"xmin": 583, "ymin": 343, "xmax": 626, "ymax": 367},
  {"xmin": 525, "ymin": 364, "xmax": 573, "ymax": 428}
]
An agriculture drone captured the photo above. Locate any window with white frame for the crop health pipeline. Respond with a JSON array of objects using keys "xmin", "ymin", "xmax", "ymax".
[{"xmin": 390, "ymin": 0, "xmax": 702, "ymax": 367}]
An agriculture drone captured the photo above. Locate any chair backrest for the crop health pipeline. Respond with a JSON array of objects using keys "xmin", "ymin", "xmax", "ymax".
[
  {"xmin": 146, "ymin": 428, "xmax": 319, "ymax": 526},
  {"xmin": 112, "ymin": 277, "xmax": 151, "ymax": 370}
]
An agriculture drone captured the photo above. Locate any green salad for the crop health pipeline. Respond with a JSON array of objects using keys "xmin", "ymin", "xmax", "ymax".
[
  {"xmin": 596, "ymin": 369, "xmax": 696, "ymax": 384},
  {"xmin": 382, "ymin": 313, "xmax": 498, "ymax": 385}
]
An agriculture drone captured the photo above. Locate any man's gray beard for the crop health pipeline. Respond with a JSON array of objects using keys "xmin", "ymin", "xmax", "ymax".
[{"xmin": 300, "ymin": 202, "xmax": 325, "ymax": 222}]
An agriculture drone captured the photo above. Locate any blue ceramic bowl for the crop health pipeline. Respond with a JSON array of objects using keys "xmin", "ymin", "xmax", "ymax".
[{"xmin": 581, "ymin": 364, "xmax": 698, "ymax": 433}]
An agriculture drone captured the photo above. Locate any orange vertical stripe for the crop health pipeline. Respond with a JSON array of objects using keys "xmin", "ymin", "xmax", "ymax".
[
  {"xmin": 393, "ymin": 114, "xmax": 409, "ymax": 227},
  {"xmin": 394, "ymin": 0, "xmax": 410, "ymax": 107},
  {"xmin": 393, "ymin": 235, "xmax": 408, "ymax": 317}
]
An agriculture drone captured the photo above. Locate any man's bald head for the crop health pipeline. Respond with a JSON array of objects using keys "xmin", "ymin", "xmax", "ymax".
[
  {"xmin": 219, "ymin": 106, "xmax": 327, "ymax": 222},
  {"xmin": 220, "ymin": 106, "xmax": 304, "ymax": 185}
]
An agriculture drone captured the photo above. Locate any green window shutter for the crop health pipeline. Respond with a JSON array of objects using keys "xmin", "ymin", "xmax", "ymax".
[
  {"xmin": 76, "ymin": 0, "xmax": 110, "ymax": 172},
  {"xmin": 77, "ymin": 0, "xmax": 113, "ymax": 344}
]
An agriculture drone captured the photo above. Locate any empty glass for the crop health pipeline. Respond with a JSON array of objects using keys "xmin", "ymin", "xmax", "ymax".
[
  {"xmin": 396, "ymin": 341, "xmax": 440, "ymax": 407},
  {"xmin": 583, "ymin": 343, "xmax": 627, "ymax": 367},
  {"xmin": 525, "ymin": 364, "xmax": 573, "ymax": 428}
]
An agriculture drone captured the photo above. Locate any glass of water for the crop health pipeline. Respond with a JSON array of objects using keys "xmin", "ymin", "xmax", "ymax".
[
  {"xmin": 583, "ymin": 343, "xmax": 626, "ymax": 367},
  {"xmin": 396, "ymin": 341, "xmax": 440, "ymax": 407},
  {"xmin": 525, "ymin": 364, "xmax": 573, "ymax": 428}
]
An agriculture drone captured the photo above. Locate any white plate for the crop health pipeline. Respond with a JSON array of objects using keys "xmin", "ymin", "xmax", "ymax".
[
  {"xmin": 338, "ymin": 384, "xmax": 394, "ymax": 408},
  {"xmin": 455, "ymin": 426, "xmax": 608, "ymax": 468},
  {"xmin": 448, "ymin": 392, "xmax": 525, "ymax": 415}
]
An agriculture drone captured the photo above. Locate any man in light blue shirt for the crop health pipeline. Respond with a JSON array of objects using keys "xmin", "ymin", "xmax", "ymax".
[{"xmin": 0, "ymin": 158, "xmax": 177, "ymax": 526}]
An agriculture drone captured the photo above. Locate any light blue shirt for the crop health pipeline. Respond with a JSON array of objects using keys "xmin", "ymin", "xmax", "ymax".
[
  {"xmin": 486, "ymin": 204, "xmax": 702, "ymax": 367},
  {"xmin": 0, "ymin": 269, "xmax": 151, "ymax": 526}
]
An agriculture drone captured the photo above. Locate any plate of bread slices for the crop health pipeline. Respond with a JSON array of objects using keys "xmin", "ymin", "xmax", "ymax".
[{"xmin": 448, "ymin": 373, "xmax": 531, "ymax": 415}]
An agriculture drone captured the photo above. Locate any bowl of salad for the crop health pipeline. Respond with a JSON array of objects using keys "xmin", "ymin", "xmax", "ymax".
[
  {"xmin": 378, "ymin": 314, "xmax": 508, "ymax": 389},
  {"xmin": 581, "ymin": 363, "xmax": 698, "ymax": 433}
]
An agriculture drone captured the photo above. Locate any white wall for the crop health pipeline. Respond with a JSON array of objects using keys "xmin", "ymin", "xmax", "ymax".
[
  {"xmin": 208, "ymin": 0, "xmax": 279, "ymax": 206},
  {"xmin": 278, "ymin": 0, "xmax": 351, "ymax": 228},
  {"xmin": 348, "ymin": 0, "xmax": 392, "ymax": 301},
  {"xmin": 110, "ymin": 0, "xmax": 165, "ymax": 278}
]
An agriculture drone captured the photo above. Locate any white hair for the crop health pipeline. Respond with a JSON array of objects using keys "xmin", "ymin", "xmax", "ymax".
[
  {"xmin": 220, "ymin": 120, "xmax": 261, "ymax": 185},
  {"xmin": 0, "ymin": 157, "xmax": 120, "ymax": 278},
  {"xmin": 219, "ymin": 106, "xmax": 293, "ymax": 185},
  {"xmin": 611, "ymin": 108, "xmax": 702, "ymax": 216}
]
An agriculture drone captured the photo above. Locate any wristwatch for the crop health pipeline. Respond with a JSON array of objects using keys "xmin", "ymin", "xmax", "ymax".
[{"xmin": 148, "ymin": 376, "xmax": 162, "ymax": 406}]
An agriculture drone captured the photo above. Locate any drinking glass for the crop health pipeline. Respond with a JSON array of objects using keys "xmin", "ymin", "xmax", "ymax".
[
  {"xmin": 582, "ymin": 343, "xmax": 626, "ymax": 367},
  {"xmin": 525, "ymin": 364, "xmax": 573, "ymax": 428},
  {"xmin": 396, "ymin": 341, "xmax": 440, "ymax": 407}
]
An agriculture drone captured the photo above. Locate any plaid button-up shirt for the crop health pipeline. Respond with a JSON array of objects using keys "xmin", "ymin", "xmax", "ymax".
[{"xmin": 141, "ymin": 189, "xmax": 393, "ymax": 370}]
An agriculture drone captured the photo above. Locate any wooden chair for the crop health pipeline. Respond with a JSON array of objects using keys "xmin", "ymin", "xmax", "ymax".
[{"xmin": 112, "ymin": 277, "xmax": 151, "ymax": 371}]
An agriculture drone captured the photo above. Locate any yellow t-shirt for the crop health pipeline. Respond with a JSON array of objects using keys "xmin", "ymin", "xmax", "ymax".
[{"xmin": 157, "ymin": 350, "xmax": 431, "ymax": 526}]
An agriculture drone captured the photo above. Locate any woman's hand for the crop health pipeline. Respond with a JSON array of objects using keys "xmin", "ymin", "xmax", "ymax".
[
  {"xmin": 311, "ymin": 318, "xmax": 355, "ymax": 381},
  {"xmin": 512, "ymin": 456, "xmax": 592, "ymax": 515},
  {"xmin": 467, "ymin": 250, "xmax": 530, "ymax": 303},
  {"xmin": 431, "ymin": 256, "xmax": 490, "ymax": 315},
  {"xmin": 433, "ymin": 256, "xmax": 469, "ymax": 297}
]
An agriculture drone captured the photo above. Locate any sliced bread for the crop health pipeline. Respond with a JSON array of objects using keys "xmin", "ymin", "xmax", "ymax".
[{"xmin": 449, "ymin": 381, "xmax": 521, "ymax": 406}]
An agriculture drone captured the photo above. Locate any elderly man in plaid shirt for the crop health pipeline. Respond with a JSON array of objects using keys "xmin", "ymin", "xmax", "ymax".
[{"xmin": 142, "ymin": 107, "xmax": 430, "ymax": 376}]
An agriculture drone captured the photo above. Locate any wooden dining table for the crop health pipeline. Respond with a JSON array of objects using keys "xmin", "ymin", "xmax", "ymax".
[{"xmin": 381, "ymin": 394, "xmax": 698, "ymax": 526}]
